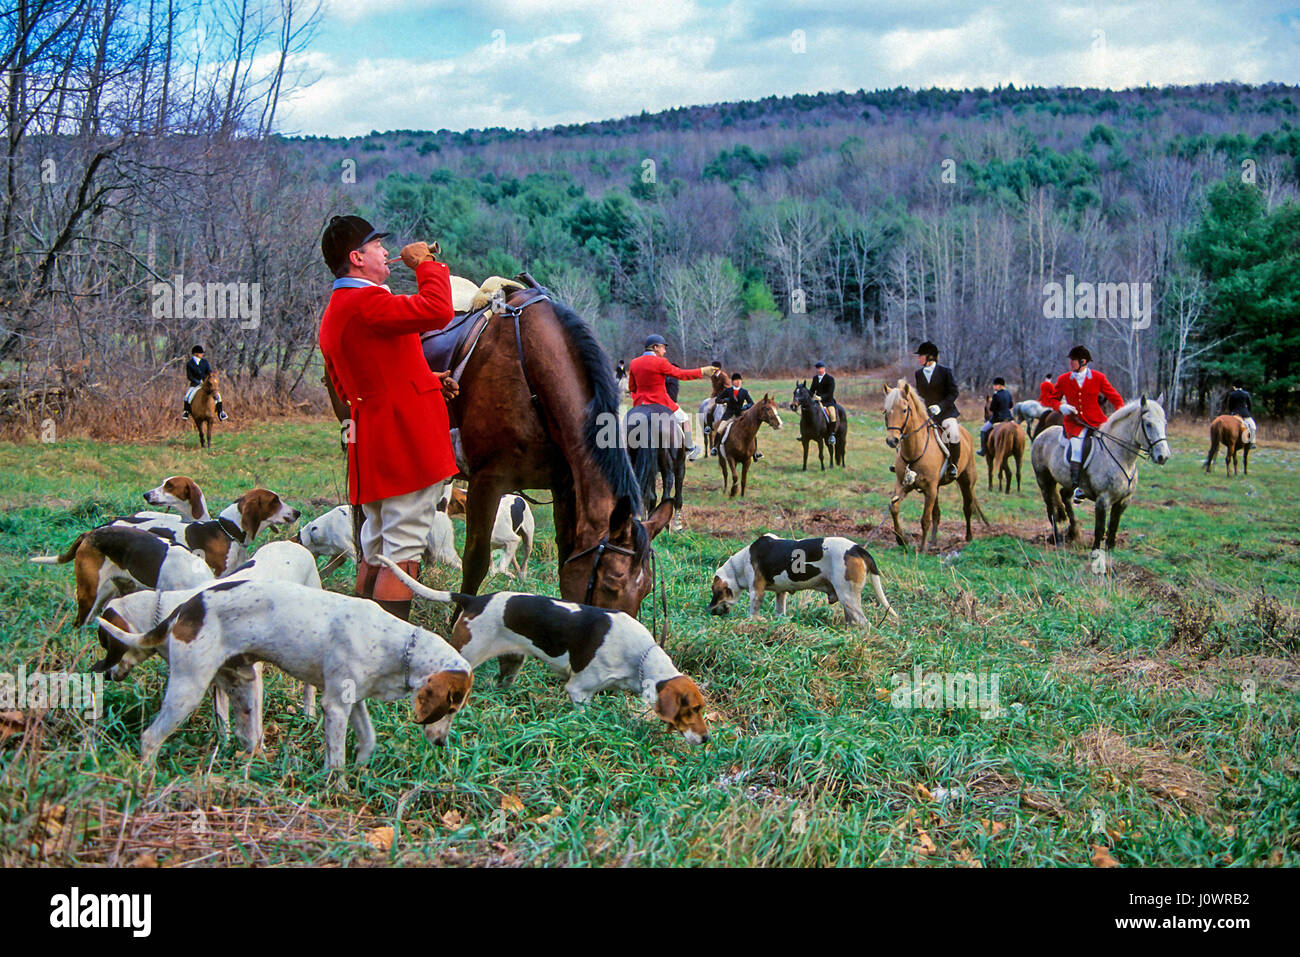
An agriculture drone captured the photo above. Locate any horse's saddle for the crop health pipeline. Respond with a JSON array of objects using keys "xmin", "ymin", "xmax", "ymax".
[
  {"xmin": 625, "ymin": 404, "xmax": 685, "ymax": 447},
  {"xmin": 419, "ymin": 275, "xmax": 533, "ymax": 378}
]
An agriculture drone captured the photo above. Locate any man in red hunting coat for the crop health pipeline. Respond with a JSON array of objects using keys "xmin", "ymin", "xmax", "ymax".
[
  {"xmin": 1043, "ymin": 345, "xmax": 1125, "ymax": 506},
  {"xmin": 318, "ymin": 215, "xmax": 457, "ymax": 621},
  {"xmin": 628, "ymin": 334, "xmax": 718, "ymax": 460}
]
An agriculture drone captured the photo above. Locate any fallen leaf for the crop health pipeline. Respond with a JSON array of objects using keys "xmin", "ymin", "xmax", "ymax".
[
  {"xmin": 1017, "ymin": 639, "xmax": 1032, "ymax": 647},
  {"xmin": 533, "ymin": 806, "xmax": 562, "ymax": 825},
  {"xmin": 366, "ymin": 826, "xmax": 394, "ymax": 851},
  {"xmin": 913, "ymin": 828, "xmax": 937, "ymax": 854},
  {"xmin": 440, "ymin": 809, "xmax": 463, "ymax": 829},
  {"xmin": 131, "ymin": 853, "xmax": 158, "ymax": 868},
  {"xmin": 979, "ymin": 817, "xmax": 1007, "ymax": 837},
  {"xmin": 874, "ymin": 687, "xmax": 893, "ymax": 701},
  {"xmin": 500, "ymin": 794, "xmax": 525, "ymax": 814},
  {"xmin": 1091, "ymin": 844, "xmax": 1120, "ymax": 868},
  {"xmin": 1224, "ymin": 825, "xmax": 1236, "ymax": 838},
  {"xmin": 915, "ymin": 784, "xmax": 933, "ymax": 801}
]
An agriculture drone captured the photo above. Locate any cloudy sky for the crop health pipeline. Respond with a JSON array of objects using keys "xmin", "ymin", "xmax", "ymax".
[{"xmin": 276, "ymin": 0, "xmax": 1300, "ymax": 136}]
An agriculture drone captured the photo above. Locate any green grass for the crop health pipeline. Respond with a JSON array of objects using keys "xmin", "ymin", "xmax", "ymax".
[{"xmin": 1, "ymin": 376, "xmax": 1298, "ymax": 866}]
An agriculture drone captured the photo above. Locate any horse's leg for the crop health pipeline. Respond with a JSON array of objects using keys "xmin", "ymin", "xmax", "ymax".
[
  {"xmin": 889, "ymin": 484, "xmax": 910, "ymax": 547},
  {"xmin": 672, "ymin": 447, "xmax": 685, "ymax": 512},
  {"xmin": 1061, "ymin": 496, "xmax": 1079, "ymax": 542},
  {"xmin": 961, "ymin": 478, "xmax": 975, "ymax": 541},
  {"xmin": 1205, "ymin": 432, "xmax": 1218, "ymax": 473},
  {"xmin": 801, "ymin": 439, "xmax": 809, "ymax": 471},
  {"xmin": 929, "ymin": 495, "xmax": 941, "ymax": 550},
  {"xmin": 460, "ymin": 476, "xmax": 504, "ymax": 597},
  {"xmin": 1015, "ymin": 449, "xmax": 1022, "ymax": 492},
  {"xmin": 740, "ymin": 457, "xmax": 750, "ymax": 498},
  {"xmin": 919, "ymin": 489, "xmax": 935, "ymax": 552},
  {"xmin": 818, "ymin": 437, "xmax": 825, "ymax": 471},
  {"xmin": 1106, "ymin": 501, "xmax": 1127, "ymax": 553},
  {"xmin": 1092, "ymin": 500, "xmax": 1107, "ymax": 552},
  {"xmin": 1243, "ymin": 446, "xmax": 1249, "ymax": 476}
]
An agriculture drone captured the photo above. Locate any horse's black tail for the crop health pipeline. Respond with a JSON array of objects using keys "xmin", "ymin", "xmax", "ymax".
[
  {"xmin": 351, "ymin": 503, "xmax": 364, "ymax": 565},
  {"xmin": 630, "ymin": 441, "xmax": 658, "ymax": 510}
]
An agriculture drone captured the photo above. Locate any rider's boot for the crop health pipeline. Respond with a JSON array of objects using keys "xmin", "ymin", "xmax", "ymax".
[
  {"xmin": 182, "ymin": 399, "xmax": 191, "ymax": 420},
  {"xmin": 1070, "ymin": 460, "xmax": 1086, "ymax": 505},
  {"xmin": 945, "ymin": 442, "xmax": 962, "ymax": 480}
]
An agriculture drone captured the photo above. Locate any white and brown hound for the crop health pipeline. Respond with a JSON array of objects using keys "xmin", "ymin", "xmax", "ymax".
[
  {"xmin": 97, "ymin": 579, "xmax": 474, "ymax": 769},
  {"xmin": 375, "ymin": 556, "xmax": 709, "ymax": 744},
  {"xmin": 709, "ymin": 534, "xmax": 897, "ymax": 626},
  {"xmin": 114, "ymin": 487, "xmax": 301, "ymax": 577},
  {"xmin": 446, "ymin": 492, "xmax": 533, "ymax": 579},
  {"xmin": 140, "ymin": 475, "xmax": 210, "ymax": 521},
  {"xmin": 31, "ymin": 525, "xmax": 215, "ymax": 626},
  {"xmin": 94, "ymin": 541, "xmax": 325, "ymax": 745}
]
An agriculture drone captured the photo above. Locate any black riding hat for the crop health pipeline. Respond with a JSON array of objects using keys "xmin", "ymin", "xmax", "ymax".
[
  {"xmin": 915, "ymin": 341, "xmax": 940, "ymax": 360},
  {"xmin": 321, "ymin": 215, "xmax": 390, "ymax": 276},
  {"xmin": 644, "ymin": 334, "xmax": 667, "ymax": 349},
  {"xmin": 191, "ymin": 345, "xmax": 204, "ymax": 355},
  {"xmin": 1069, "ymin": 345, "xmax": 1092, "ymax": 363}
]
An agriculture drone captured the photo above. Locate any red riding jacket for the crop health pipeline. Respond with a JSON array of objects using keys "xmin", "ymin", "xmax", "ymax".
[
  {"xmin": 1044, "ymin": 368, "xmax": 1125, "ymax": 438},
  {"xmin": 1038, "ymin": 379, "xmax": 1055, "ymax": 405},
  {"xmin": 628, "ymin": 352, "xmax": 701, "ymax": 412},
  {"xmin": 319, "ymin": 261, "xmax": 456, "ymax": 504}
]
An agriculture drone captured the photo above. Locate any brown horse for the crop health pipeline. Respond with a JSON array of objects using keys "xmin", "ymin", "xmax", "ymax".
[
  {"xmin": 191, "ymin": 372, "xmax": 220, "ymax": 450},
  {"xmin": 988, "ymin": 421, "xmax": 1026, "ymax": 493},
  {"xmin": 699, "ymin": 367, "xmax": 731, "ymax": 455},
  {"xmin": 440, "ymin": 290, "xmax": 673, "ymax": 617},
  {"xmin": 717, "ymin": 394, "xmax": 782, "ymax": 497},
  {"xmin": 883, "ymin": 380, "xmax": 988, "ymax": 550},
  {"xmin": 1205, "ymin": 415, "xmax": 1250, "ymax": 476}
]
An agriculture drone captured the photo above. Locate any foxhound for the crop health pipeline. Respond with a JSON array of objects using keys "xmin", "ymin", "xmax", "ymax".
[
  {"xmin": 94, "ymin": 541, "xmax": 325, "ymax": 744},
  {"xmin": 708, "ymin": 534, "xmax": 897, "ymax": 626},
  {"xmin": 140, "ymin": 475, "xmax": 210, "ymax": 521},
  {"xmin": 31, "ymin": 525, "xmax": 215, "ymax": 626},
  {"xmin": 297, "ymin": 504, "xmax": 460, "ymax": 571},
  {"xmin": 98, "ymin": 580, "xmax": 473, "ymax": 768},
  {"xmin": 375, "ymin": 556, "xmax": 708, "ymax": 744},
  {"xmin": 113, "ymin": 487, "xmax": 301, "ymax": 577},
  {"xmin": 446, "ymin": 492, "xmax": 533, "ymax": 579}
]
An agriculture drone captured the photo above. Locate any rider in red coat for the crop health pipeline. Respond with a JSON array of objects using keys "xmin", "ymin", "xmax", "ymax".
[
  {"xmin": 318, "ymin": 215, "xmax": 457, "ymax": 620},
  {"xmin": 1043, "ymin": 345, "xmax": 1125, "ymax": 504},
  {"xmin": 628, "ymin": 334, "xmax": 716, "ymax": 460}
]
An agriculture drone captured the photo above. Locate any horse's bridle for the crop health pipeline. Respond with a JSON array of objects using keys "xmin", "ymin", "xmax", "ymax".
[
  {"xmin": 564, "ymin": 536, "xmax": 667, "ymax": 644},
  {"xmin": 884, "ymin": 396, "xmax": 934, "ymax": 467},
  {"xmin": 1090, "ymin": 402, "xmax": 1167, "ymax": 491}
]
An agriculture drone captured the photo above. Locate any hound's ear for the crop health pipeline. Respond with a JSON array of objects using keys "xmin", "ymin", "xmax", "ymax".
[
  {"xmin": 644, "ymin": 501, "xmax": 674, "ymax": 540},
  {"xmin": 656, "ymin": 682, "xmax": 682, "ymax": 724},
  {"xmin": 186, "ymin": 480, "xmax": 203, "ymax": 519}
]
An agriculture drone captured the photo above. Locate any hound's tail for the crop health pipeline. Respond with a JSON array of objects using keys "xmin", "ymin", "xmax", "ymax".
[
  {"xmin": 30, "ymin": 531, "xmax": 88, "ymax": 564},
  {"xmin": 849, "ymin": 545, "xmax": 900, "ymax": 620},
  {"xmin": 374, "ymin": 555, "xmax": 469, "ymax": 604}
]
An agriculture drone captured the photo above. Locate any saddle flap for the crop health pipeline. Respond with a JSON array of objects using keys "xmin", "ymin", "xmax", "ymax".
[{"xmin": 421, "ymin": 309, "xmax": 489, "ymax": 376}]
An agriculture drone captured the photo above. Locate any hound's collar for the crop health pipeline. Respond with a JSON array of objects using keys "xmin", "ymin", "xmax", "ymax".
[
  {"xmin": 636, "ymin": 642, "xmax": 658, "ymax": 684},
  {"xmin": 217, "ymin": 516, "xmax": 247, "ymax": 543}
]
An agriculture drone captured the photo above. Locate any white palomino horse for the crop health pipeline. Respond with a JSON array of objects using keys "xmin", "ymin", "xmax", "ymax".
[{"xmin": 1031, "ymin": 394, "xmax": 1172, "ymax": 572}]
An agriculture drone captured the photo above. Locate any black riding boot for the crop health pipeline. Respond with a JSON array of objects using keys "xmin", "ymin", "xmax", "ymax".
[
  {"xmin": 945, "ymin": 442, "xmax": 962, "ymax": 479},
  {"xmin": 826, "ymin": 410, "xmax": 836, "ymax": 445},
  {"xmin": 1069, "ymin": 460, "xmax": 1085, "ymax": 504},
  {"xmin": 216, "ymin": 400, "xmax": 227, "ymax": 421},
  {"xmin": 977, "ymin": 429, "xmax": 988, "ymax": 457},
  {"xmin": 182, "ymin": 399, "xmax": 191, "ymax": 420}
]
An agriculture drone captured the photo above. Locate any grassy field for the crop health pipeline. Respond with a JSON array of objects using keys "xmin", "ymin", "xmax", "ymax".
[{"xmin": 1, "ymin": 374, "xmax": 1298, "ymax": 867}]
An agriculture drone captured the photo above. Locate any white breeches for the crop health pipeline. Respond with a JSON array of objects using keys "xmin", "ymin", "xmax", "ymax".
[{"xmin": 939, "ymin": 417, "xmax": 961, "ymax": 443}]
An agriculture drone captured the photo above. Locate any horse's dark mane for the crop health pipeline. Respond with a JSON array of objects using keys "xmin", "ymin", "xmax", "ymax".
[{"xmin": 547, "ymin": 298, "xmax": 644, "ymax": 514}]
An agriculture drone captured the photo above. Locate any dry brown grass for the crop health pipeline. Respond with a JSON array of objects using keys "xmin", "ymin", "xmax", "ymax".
[{"xmin": 1072, "ymin": 725, "xmax": 1220, "ymax": 816}]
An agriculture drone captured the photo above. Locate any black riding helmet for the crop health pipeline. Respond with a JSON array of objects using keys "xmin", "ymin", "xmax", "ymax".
[
  {"xmin": 914, "ymin": 341, "xmax": 939, "ymax": 360},
  {"xmin": 1069, "ymin": 345, "xmax": 1092, "ymax": 363}
]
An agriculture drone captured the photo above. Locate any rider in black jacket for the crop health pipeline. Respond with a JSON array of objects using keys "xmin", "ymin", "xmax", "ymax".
[
  {"xmin": 811, "ymin": 361, "xmax": 837, "ymax": 445},
  {"xmin": 978, "ymin": 378, "xmax": 1014, "ymax": 457},
  {"xmin": 913, "ymin": 341, "xmax": 962, "ymax": 479},
  {"xmin": 715, "ymin": 373, "xmax": 762, "ymax": 459},
  {"xmin": 182, "ymin": 345, "xmax": 226, "ymax": 420},
  {"xmin": 1224, "ymin": 382, "xmax": 1257, "ymax": 447}
]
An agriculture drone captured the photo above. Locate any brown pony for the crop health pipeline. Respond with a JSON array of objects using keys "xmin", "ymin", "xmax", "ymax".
[
  {"xmin": 717, "ymin": 394, "xmax": 782, "ymax": 497},
  {"xmin": 882, "ymin": 380, "xmax": 988, "ymax": 550},
  {"xmin": 987, "ymin": 421, "xmax": 1026, "ymax": 493},
  {"xmin": 191, "ymin": 372, "xmax": 220, "ymax": 450},
  {"xmin": 1205, "ymin": 415, "xmax": 1250, "ymax": 476},
  {"xmin": 443, "ymin": 291, "xmax": 673, "ymax": 616}
]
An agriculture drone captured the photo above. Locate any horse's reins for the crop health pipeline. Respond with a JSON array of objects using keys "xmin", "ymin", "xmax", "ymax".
[
  {"xmin": 885, "ymin": 396, "xmax": 936, "ymax": 471},
  {"xmin": 1081, "ymin": 404, "xmax": 1165, "ymax": 493},
  {"xmin": 563, "ymin": 536, "xmax": 668, "ymax": 645}
]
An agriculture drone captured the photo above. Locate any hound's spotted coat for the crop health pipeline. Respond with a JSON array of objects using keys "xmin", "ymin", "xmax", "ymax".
[
  {"xmin": 94, "ymin": 541, "xmax": 325, "ymax": 746},
  {"xmin": 298, "ymin": 503, "xmax": 460, "ymax": 570},
  {"xmin": 141, "ymin": 475, "xmax": 210, "ymax": 521},
  {"xmin": 708, "ymin": 534, "xmax": 897, "ymax": 626},
  {"xmin": 375, "ymin": 556, "xmax": 708, "ymax": 744},
  {"xmin": 30, "ymin": 526, "xmax": 215, "ymax": 626},
  {"xmin": 97, "ymin": 579, "xmax": 473, "ymax": 768},
  {"xmin": 446, "ymin": 491, "xmax": 534, "ymax": 578}
]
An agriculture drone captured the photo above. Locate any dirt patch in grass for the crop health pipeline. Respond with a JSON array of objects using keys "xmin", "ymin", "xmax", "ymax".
[
  {"xmin": 683, "ymin": 506, "xmax": 880, "ymax": 541},
  {"xmin": 1072, "ymin": 725, "xmax": 1220, "ymax": 816}
]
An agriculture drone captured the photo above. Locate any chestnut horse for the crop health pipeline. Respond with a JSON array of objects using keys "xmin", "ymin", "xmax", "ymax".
[
  {"xmin": 191, "ymin": 372, "xmax": 220, "ymax": 450},
  {"xmin": 987, "ymin": 421, "xmax": 1026, "ymax": 493},
  {"xmin": 1204, "ymin": 414, "xmax": 1250, "ymax": 476},
  {"xmin": 440, "ymin": 290, "xmax": 673, "ymax": 616},
  {"xmin": 717, "ymin": 394, "xmax": 782, "ymax": 497},
  {"xmin": 882, "ymin": 380, "xmax": 988, "ymax": 550}
]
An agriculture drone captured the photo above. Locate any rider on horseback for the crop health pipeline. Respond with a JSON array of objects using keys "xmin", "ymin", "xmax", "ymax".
[
  {"xmin": 181, "ymin": 345, "xmax": 226, "ymax": 421},
  {"xmin": 978, "ymin": 377, "xmax": 1013, "ymax": 457},
  {"xmin": 1224, "ymin": 382, "xmax": 1258, "ymax": 448},
  {"xmin": 811, "ymin": 361, "xmax": 837, "ymax": 445},
  {"xmin": 913, "ymin": 341, "xmax": 963, "ymax": 480},
  {"xmin": 716, "ymin": 372, "xmax": 761, "ymax": 460},
  {"xmin": 1044, "ymin": 345, "xmax": 1125, "ymax": 506},
  {"xmin": 628, "ymin": 335, "xmax": 717, "ymax": 462}
]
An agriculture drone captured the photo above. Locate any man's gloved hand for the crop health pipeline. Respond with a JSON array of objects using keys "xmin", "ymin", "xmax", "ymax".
[
  {"xmin": 400, "ymin": 241, "xmax": 438, "ymax": 269},
  {"xmin": 1058, "ymin": 401, "xmax": 1076, "ymax": 416},
  {"xmin": 700, "ymin": 365, "xmax": 720, "ymax": 376},
  {"xmin": 435, "ymin": 371, "xmax": 459, "ymax": 401},
  {"xmin": 928, "ymin": 404, "xmax": 941, "ymax": 416}
]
